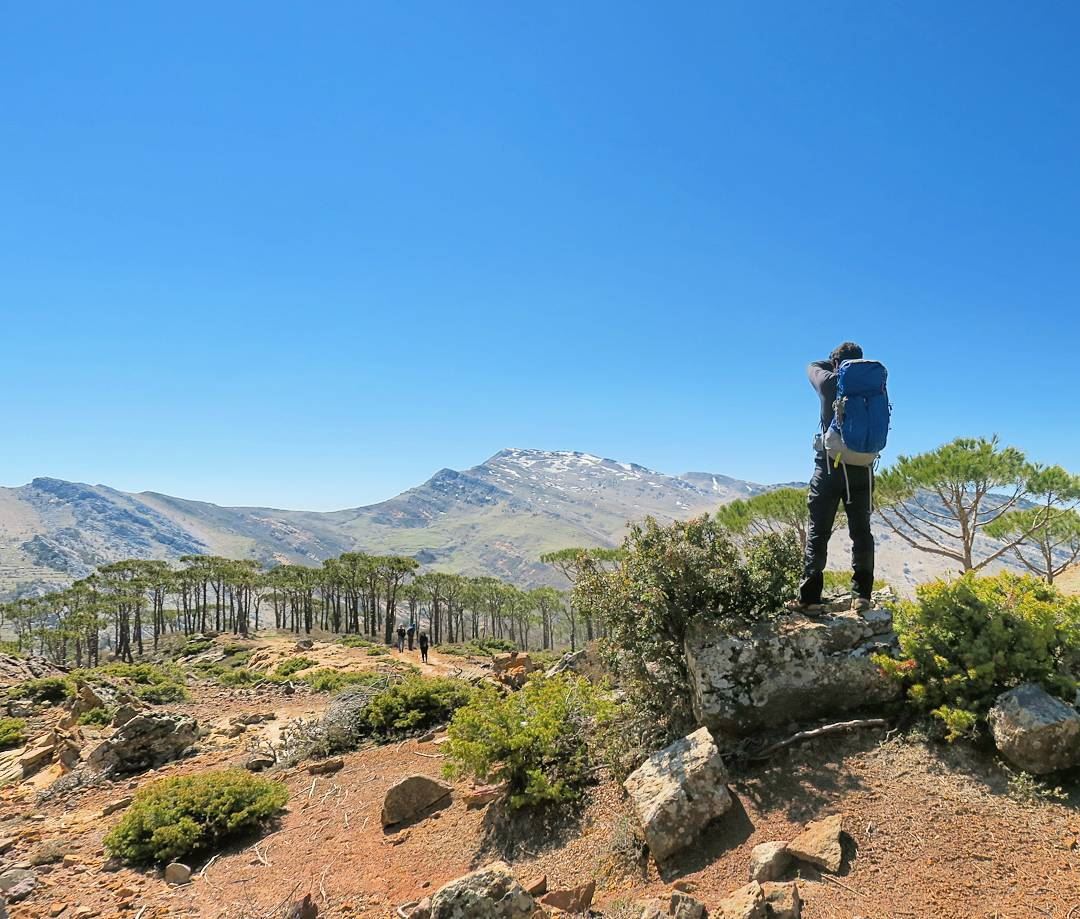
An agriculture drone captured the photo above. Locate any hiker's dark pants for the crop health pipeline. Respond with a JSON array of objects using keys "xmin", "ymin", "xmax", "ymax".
[
  {"xmin": 408, "ymin": 636, "xmax": 414, "ymax": 651},
  {"xmin": 800, "ymin": 453, "xmax": 874, "ymax": 603},
  {"xmin": 421, "ymin": 647, "xmax": 428, "ymax": 663}
]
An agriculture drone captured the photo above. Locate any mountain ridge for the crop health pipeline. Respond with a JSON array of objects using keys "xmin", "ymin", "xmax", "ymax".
[{"xmin": 0, "ymin": 448, "xmax": 1009, "ymax": 598}]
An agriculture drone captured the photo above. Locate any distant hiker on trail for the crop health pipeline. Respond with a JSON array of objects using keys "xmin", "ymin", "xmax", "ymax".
[
  {"xmin": 419, "ymin": 631, "xmax": 430, "ymax": 663},
  {"xmin": 406, "ymin": 622, "xmax": 416, "ymax": 651},
  {"xmin": 787, "ymin": 341, "xmax": 890, "ymax": 615},
  {"xmin": 396, "ymin": 625, "xmax": 406, "ymax": 652}
]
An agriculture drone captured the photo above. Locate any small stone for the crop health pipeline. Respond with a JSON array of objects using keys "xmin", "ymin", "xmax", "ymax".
[
  {"xmin": 164, "ymin": 862, "xmax": 192, "ymax": 885},
  {"xmin": 672, "ymin": 879, "xmax": 696, "ymax": 893},
  {"xmin": 462, "ymin": 782, "xmax": 505, "ymax": 808},
  {"xmin": 540, "ymin": 880, "xmax": 595, "ymax": 913},
  {"xmin": 0, "ymin": 868, "xmax": 37, "ymax": 893},
  {"xmin": 102, "ymin": 796, "xmax": 134, "ymax": 817},
  {"xmin": 410, "ymin": 897, "xmax": 432, "ymax": 919},
  {"xmin": 5, "ymin": 876, "xmax": 38, "ymax": 902},
  {"xmin": 49, "ymin": 903, "xmax": 69, "ymax": 917},
  {"xmin": 715, "ymin": 882, "xmax": 766, "ymax": 919},
  {"xmin": 524, "ymin": 875, "xmax": 547, "ymax": 896},
  {"xmin": 670, "ymin": 890, "xmax": 706, "ymax": 919},
  {"xmin": 787, "ymin": 815, "xmax": 844, "ymax": 873},
  {"xmin": 762, "ymin": 882, "xmax": 802, "ymax": 919},
  {"xmin": 307, "ymin": 757, "xmax": 344, "ymax": 775},
  {"xmin": 62, "ymin": 855, "xmax": 79, "ymax": 867},
  {"xmin": 381, "ymin": 775, "xmax": 453, "ymax": 827},
  {"xmin": 749, "ymin": 841, "xmax": 791, "ymax": 882},
  {"xmin": 0, "ymin": 837, "xmax": 14, "ymax": 855},
  {"xmin": 246, "ymin": 753, "xmax": 277, "ymax": 773}
]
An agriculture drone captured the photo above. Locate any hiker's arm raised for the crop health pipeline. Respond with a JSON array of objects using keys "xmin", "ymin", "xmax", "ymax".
[{"xmin": 806, "ymin": 360, "xmax": 835, "ymax": 395}]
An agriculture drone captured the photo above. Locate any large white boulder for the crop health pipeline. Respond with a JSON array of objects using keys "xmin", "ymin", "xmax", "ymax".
[{"xmin": 623, "ymin": 726, "xmax": 733, "ymax": 861}]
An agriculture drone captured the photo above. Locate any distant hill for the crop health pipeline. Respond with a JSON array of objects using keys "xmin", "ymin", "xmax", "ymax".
[{"xmin": 0, "ymin": 447, "xmax": 1019, "ymax": 598}]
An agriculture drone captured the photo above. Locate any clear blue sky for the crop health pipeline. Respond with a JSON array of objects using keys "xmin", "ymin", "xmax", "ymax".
[{"xmin": 2, "ymin": 2, "xmax": 1078, "ymax": 510}]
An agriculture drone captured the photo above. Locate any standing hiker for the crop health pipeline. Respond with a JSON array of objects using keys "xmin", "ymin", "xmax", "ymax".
[
  {"xmin": 396, "ymin": 625, "xmax": 407, "ymax": 652},
  {"xmin": 787, "ymin": 341, "xmax": 889, "ymax": 614},
  {"xmin": 406, "ymin": 622, "xmax": 416, "ymax": 651},
  {"xmin": 418, "ymin": 631, "xmax": 430, "ymax": 664}
]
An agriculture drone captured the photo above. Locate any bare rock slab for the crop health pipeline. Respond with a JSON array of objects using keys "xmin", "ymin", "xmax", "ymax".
[
  {"xmin": 988, "ymin": 683, "xmax": 1080, "ymax": 775},
  {"xmin": 623, "ymin": 726, "xmax": 733, "ymax": 861},
  {"xmin": 716, "ymin": 881, "xmax": 766, "ymax": 919},
  {"xmin": 749, "ymin": 841, "xmax": 791, "ymax": 882},
  {"xmin": 382, "ymin": 775, "xmax": 453, "ymax": 827},
  {"xmin": 787, "ymin": 814, "xmax": 843, "ymax": 873},
  {"xmin": 428, "ymin": 861, "xmax": 537, "ymax": 919}
]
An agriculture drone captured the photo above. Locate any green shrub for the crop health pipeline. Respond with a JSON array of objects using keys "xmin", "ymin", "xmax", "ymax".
[
  {"xmin": 192, "ymin": 661, "xmax": 260, "ymax": 687},
  {"xmin": 0, "ymin": 717, "xmax": 26, "ymax": 750},
  {"xmin": 77, "ymin": 707, "xmax": 116, "ymax": 727},
  {"xmin": 361, "ymin": 677, "xmax": 475, "ymax": 739},
  {"xmin": 274, "ymin": 656, "xmax": 318, "ymax": 678},
  {"xmin": 0, "ymin": 641, "xmax": 22, "ymax": 657},
  {"xmin": 134, "ymin": 682, "xmax": 190, "ymax": 704},
  {"xmin": 444, "ymin": 674, "xmax": 612, "ymax": 809},
  {"xmin": 300, "ymin": 668, "xmax": 383, "ymax": 694},
  {"xmin": 7, "ymin": 676, "xmax": 74, "ymax": 704},
  {"xmin": 337, "ymin": 635, "xmax": 378, "ymax": 649},
  {"xmin": 440, "ymin": 637, "xmax": 518, "ymax": 659},
  {"xmin": 573, "ymin": 518, "xmax": 801, "ymax": 734},
  {"xmin": 876, "ymin": 572, "xmax": 1080, "ymax": 740},
  {"xmin": 104, "ymin": 770, "xmax": 288, "ymax": 865}
]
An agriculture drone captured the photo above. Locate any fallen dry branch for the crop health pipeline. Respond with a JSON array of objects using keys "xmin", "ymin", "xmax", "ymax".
[{"xmin": 751, "ymin": 718, "xmax": 889, "ymax": 760}]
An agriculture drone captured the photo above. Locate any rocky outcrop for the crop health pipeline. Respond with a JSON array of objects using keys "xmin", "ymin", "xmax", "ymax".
[
  {"xmin": 623, "ymin": 726, "xmax": 733, "ymax": 861},
  {"xmin": 86, "ymin": 712, "xmax": 198, "ymax": 774},
  {"xmin": 988, "ymin": 683, "xmax": 1080, "ymax": 775},
  {"xmin": 0, "ymin": 653, "xmax": 67, "ymax": 687},
  {"xmin": 686, "ymin": 597, "xmax": 899, "ymax": 734},
  {"xmin": 382, "ymin": 775, "xmax": 453, "ymax": 827},
  {"xmin": 426, "ymin": 861, "xmax": 537, "ymax": 919}
]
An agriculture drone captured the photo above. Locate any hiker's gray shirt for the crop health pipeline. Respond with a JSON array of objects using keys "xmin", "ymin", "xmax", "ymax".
[{"xmin": 807, "ymin": 360, "xmax": 837, "ymax": 431}]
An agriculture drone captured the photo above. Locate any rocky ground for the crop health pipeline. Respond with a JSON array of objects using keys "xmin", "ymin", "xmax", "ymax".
[{"xmin": 1, "ymin": 633, "xmax": 1079, "ymax": 919}]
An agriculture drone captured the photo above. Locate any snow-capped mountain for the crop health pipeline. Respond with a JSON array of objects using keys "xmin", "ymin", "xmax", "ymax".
[{"xmin": 0, "ymin": 449, "xmax": 764, "ymax": 596}]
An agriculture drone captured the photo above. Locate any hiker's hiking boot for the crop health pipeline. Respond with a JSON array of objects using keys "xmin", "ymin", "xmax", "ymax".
[
  {"xmin": 851, "ymin": 597, "xmax": 872, "ymax": 613},
  {"xmin": 784, "ymin": 599, "xmax": 826, "ymax": 615}
]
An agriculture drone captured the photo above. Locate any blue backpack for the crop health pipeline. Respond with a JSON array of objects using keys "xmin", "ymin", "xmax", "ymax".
[{"xmin": 823, "ymin": 359, "xmax": 890, "ymax": 466}]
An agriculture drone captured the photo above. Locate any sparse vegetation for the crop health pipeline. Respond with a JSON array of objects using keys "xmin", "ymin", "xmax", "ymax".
[
  {"xmin": 273, "ymin": 656, "xmax": 318, "ymax": 678},
  {"xmin": 0, "ymin": 717, "xmax": 27, "ymax": 749},
  {"xmin": 444, "ymin": 673, "xmax": 612, "ymax": 810},
  {"xmin": 876, "ymin": 572, "xmax": 1080, "ymax": 740},
  {"xmin": 104, "ymin": 770, "xmax": 288, "ymax": 865},
  {"xmin": 300, "ymin": 668, "xmax": 384, "ymax": 695},
  {"xmin": 7, "ymin": 676, "xmax": 74, "ymax": 704},
  {"xmin": 77, "ymin": 707, "xmax": 115, "ymax": 726},
  {"xmin": 134, "ymin": 681, "xmax": 190, "ymax": 704}
]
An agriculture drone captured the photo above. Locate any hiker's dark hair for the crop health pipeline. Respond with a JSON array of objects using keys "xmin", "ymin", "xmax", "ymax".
[{"xmin": 830, "ymin": 341, "xmax": 863, "ymax": 363}]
